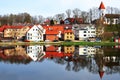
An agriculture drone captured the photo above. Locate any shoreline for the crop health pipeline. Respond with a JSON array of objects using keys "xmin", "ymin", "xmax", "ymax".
[{"xmin": 0, "ymin": 41, "xmax": 119, "ymax": 46}]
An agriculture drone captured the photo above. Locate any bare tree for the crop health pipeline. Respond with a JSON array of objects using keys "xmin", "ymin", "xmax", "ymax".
[
  {"xmin": 73, "ymin": 8, "xmax": 81, "ymax": 18},
  {"xmin": 88, "ymin": 7, "xmax": 100, "ymax": 22},
  {"xmin": 38, "ymin": 15, "xmax": 45, "ymax": 24},
  {"xmin": 106, "ymin": 6, "xmax": 120, "ymax": 14},
  {"xmin": 81, "ymin": 11, "xmax": 89, "ymax": 23},
  {"xmin": 54, "ymin": 13, "xmax": 65, "ymax": 23},
  {"xmin": 66, "ymin": 9, "xmax": 71, "ymax": 18}
]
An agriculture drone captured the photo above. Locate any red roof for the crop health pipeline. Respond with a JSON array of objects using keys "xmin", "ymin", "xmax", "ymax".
[
  {"xmin": 99, "ymin": 71, "xmax": 104, "ymax": 79},
  {"xmin": 64, "ymin": 29, "xmax": 73, "ymax": 33},
  {"xmin": 65, "ymin": 18, "xmax": 83, "ymax": 24},
  {"xmin": 43, "ymin": 25, "xmax": 64, "ymax": 34},
  {"xmin": 99, "ymin": 2, "xmax": 105, "ymax": 9},
  {"xmin": 44, "ymin": 52, "xmax": 72, "ymax": 58},
  {"xmin": 46, "ymin": 46, "xmax": 58, "ymax": 51},
  {"xmin": 0, "ymin": 25, "xmax": 25, "ymax": 32}
]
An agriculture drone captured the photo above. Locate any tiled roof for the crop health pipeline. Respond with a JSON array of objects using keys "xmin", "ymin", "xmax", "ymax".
[
  {"xmin": 64, "ymin": 29, "xmax": 73, "ymax": 33},
  {"xmin": 99, "ymin": 2, "xmax": 105, "ymax": 9},
  {"xmin": 43, "ymin": 25, "xmax": 64, "ymax": 34}
]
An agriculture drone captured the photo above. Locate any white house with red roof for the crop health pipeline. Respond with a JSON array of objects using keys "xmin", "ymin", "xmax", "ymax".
[{"xmin": 25, "ymin": 25, "xmax": 45, "ymax": 42}]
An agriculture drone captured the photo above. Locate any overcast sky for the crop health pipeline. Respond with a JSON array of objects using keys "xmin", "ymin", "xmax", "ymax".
[{"xmin": 0, "ymin": 0, "xmax": 119, "ymax": 17}]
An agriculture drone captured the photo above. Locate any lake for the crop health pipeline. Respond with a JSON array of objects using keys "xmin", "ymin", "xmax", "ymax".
[{"xmin": 0, "ymin": 45, "xmax": 120, "ymax": 80}]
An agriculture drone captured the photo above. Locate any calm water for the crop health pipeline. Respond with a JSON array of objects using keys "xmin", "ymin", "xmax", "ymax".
[{"xmin": 0, "ymin": 45, "xmax": 120, "ymax": 80}]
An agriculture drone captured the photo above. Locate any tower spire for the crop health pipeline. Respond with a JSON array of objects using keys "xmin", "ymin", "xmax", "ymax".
[{"xmin": 99, "ymin": 1, "xmax": 105, "ymax": 10}]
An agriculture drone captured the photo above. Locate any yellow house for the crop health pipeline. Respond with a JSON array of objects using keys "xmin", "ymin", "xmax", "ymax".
[
  {"xmin": 64, "ymin": 46, "xmax": 75, "ymax": 53},
  {"xmin": 64, "ymin": 29, "xmax": 74, "ymax": 41},
  {"xmin": 4, "ymin": 26, "xmax": 30, "ymax": 40}
]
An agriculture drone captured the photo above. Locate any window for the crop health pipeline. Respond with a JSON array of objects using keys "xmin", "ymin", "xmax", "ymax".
[
  {"xmin": 84, "ymin": 31, "xmax": 86, "ymax": 33},
  {"xmin": 67, "ymin": 36, "xmax": 69, "ymax": 38},
  {"xmin": 84, "ymin": 34, "xmax": 86, "ymax": 36},
  {"xmin": 91, "ymin": 31, "xmax": 95, "ymax": 33},
  {"xmin": 33, "ymin": 29, "xmax": 34, "ymax": 31},
  {"xmin": 84, "ymin": 49, "xmax": 86, "ymax": 51}
]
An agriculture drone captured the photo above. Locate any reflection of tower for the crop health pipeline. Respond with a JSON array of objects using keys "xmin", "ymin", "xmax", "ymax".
[
  {"xmin": 95, "ymin": 52, "xmax": 105, "ymax": 80},
  {"xmin": 99, "ymin": 65, "xmax": 105, "ymax": 80}
]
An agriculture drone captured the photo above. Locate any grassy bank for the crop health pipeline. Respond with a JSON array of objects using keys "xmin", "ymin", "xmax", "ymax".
[{"xmin": 0, "ymin": 41, "xmax": 119, "ymax": 46}]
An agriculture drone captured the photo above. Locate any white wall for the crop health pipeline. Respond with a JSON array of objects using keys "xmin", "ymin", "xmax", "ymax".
[
  {"xmin": 79, "ymin": 46, "xmax": 96, "ymax": 57},
  {"xmin": 26, "ymin": 45, "xmax": 45, "ymax": 61},
  {"xmin": 26, "ymin": 25, "xmax": 45, "ymax": 42},
  {"xmin": 79, "ymin": 25, "xmax": 96, "ymax": 40}
]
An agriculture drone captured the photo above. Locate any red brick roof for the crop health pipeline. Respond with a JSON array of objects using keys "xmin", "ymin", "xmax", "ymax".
[{"xmin": 99, "ymin": 2, "xmax": 105, "ymax": 9}]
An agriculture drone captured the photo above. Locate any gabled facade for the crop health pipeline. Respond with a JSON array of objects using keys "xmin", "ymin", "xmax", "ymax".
[
  {"xmin": 43, "ymin": 25, "xmax": 64, "ymax": 41},
  {"xmin": 64, "ymin": 29, "xmax": 74, "ymax": 41},
  {"xmin": 104, "ymin": 14, "xmax": 120, "ymax": 25},
  {"xmin": 79, "ymin": 25, "xmax": 96, "ymax": 41},
  {"xmin": 26, "ymin": 25, "xmax": 45, "ymax": 42}
]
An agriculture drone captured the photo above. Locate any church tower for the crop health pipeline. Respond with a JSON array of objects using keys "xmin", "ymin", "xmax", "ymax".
[
  {"xmin": 96, "ymin": 1, "xmax": 106, "ymax": 38},
  {"xmin": 99, "ymin": 1, "xmax": 105, "ymax": 17}
]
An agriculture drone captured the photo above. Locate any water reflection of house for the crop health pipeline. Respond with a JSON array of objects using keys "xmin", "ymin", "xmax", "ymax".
[
  {"xmin": 64, "ymin": 46, "xmax": 75, "ymax": 53},
  {"xmin": 79, "ymin": 46, "xmax": 96, "ymax": 57},
  {"xmin": 26, "ymin": 45, "xmax": 45, "ymax": 61},
  {"xmin": 0, "ymin": 46, "xmax": 31, "ymax": 64},
  {"xmin": 44, "ymin": 45, "xmax": 72, "ymax": 59},
  {"xmin": 45, "ymin": 45, "xmax": 61, "ymax": 52},
  {"xmin": 103, "ymin": 56, "xmax": 120, "ymax": 66},
  {"xmin": 44, "ymin": 52, "xmax": 72, "ymax": 59}
]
